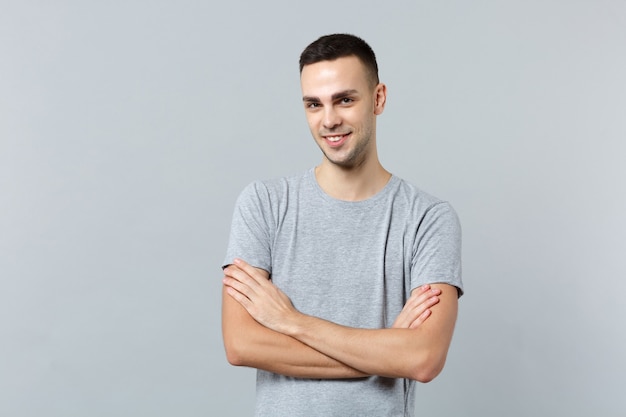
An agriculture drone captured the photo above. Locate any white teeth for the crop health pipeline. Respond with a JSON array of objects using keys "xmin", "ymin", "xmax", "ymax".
[{"xmin": 326, "ymin": 135, "xmax": 343, "ymax": 142}]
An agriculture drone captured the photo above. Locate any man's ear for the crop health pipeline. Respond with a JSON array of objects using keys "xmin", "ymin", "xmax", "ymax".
[{"xmin": 374, "ymin": 83, "xmax": 387, "ymax": 115}]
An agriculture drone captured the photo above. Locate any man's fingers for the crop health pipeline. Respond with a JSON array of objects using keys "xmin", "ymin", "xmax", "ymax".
[
  {"xmin": 223, "ymin": 273, "xmax": 253, "ymax": 297},
  {"xmin": 233, "ymin": 258, "xmax": 268, "ymax": 285},
  {"xmin": 407, "ymin": 285, "xmax": 441, "ymax": 307},
  {"xmin": 224, "ymin": 263, "xmax": 263, "ymax": 292},
  {"xmin": 234, "ymin": 258, "xmax": 254, "ymax": 273},
  {"xmin": 225, "ymin": 285, "xmax": 252, "ymax": 309},
  {"xmin": 415, "ymin": 284, "xmax": 431, "ymax": 295},
  {"xmin": 391, "ymin": 285, "xmax": 443, "ymax": 329},
  {"xmin": 408, "ymin": 309, "xmax": 432, "ymax": 329}
]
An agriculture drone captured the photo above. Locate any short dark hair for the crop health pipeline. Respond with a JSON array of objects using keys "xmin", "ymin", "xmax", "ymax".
[{"xmin": 299, "ymin": 34, "xmax": 379, "ymax": 87}]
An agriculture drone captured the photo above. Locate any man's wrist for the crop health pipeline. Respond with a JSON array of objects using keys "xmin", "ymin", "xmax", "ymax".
[{"xmin": 280, "ymin": 310, "xmax": 308, "ymax": 338}]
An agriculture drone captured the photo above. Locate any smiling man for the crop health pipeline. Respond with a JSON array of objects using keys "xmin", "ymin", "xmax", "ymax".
[{"xmin": 222, "ymin": 34, "xmax": 463, "ymax": 416}]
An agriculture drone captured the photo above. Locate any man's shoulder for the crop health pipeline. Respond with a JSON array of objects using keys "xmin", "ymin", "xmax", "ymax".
[
  {"xmin": 238, "ymin": 169, "xmax": 313, "ymax": 202},
  {"xmin": 391, "ymin": 176, "xmax": 449, "ymax": 210}
]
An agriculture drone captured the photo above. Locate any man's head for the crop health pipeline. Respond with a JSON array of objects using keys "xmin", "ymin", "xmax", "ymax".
[
  {"xmin": 299, "ymin": 34, "xmax": 379, "ymax": 89},
  {"xmin": 299, "ymin": 34, "xmax": 386, "ymax": 171}
]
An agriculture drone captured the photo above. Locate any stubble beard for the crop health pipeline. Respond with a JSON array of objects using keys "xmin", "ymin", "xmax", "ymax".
[{"xmin": 317, "ymin": 125, "xmax": 374, "ymax": 170}]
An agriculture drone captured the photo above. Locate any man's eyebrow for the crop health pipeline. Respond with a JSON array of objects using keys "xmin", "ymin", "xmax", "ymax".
[
  {"xmin": 302, "ymin": 90, "xmax": 360, "ymax": 103},
  {"xmin": 331, "ymin": 90, "xmax": 359, "ymax": 101},
  {"xmin": 302, "ymin": 96, "xmax": 320, "ymax": 103}
]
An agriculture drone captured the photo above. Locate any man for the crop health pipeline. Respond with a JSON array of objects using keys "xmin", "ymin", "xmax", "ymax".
[{"xmin": 222, "ymin": 33, "xmax": 463, "ymax": 416}]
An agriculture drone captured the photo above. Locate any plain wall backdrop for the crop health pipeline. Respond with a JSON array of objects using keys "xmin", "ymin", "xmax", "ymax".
[{"xmin": 1, "ymin": 1, "xmax": 625, "ymax": 416}]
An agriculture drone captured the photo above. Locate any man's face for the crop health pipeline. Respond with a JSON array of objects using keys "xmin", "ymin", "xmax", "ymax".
[{"xmin": 301, "ymin": 56, "xmax": 385, "ymax": 169}]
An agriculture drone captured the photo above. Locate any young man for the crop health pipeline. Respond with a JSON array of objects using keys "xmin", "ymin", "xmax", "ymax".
[{"xmin": 222, "ymin": 34, "xmax": 463, "ymax": 416}]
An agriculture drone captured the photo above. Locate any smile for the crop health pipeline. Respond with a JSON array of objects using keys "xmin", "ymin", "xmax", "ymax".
[
  {"xmin": 322, "ymin": 133, "xmax": 350, "ymax": 147},
  {"xmin": 326, "ymin": 135, "xmax": 344, "ymax": 142}
]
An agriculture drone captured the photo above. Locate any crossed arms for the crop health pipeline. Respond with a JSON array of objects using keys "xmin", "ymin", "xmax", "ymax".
[{"xmin": 222, "ymin": 258, "xmax": 458, "ymax": 383}]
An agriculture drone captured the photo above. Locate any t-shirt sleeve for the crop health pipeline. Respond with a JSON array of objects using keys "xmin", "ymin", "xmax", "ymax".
[
  {"xmin": 411, "ymin": 201, "xmax": 463, "ymax": 297},
  {"xmin": 222, "ymin": 181, "xmax": 274, "ymax": 273}
]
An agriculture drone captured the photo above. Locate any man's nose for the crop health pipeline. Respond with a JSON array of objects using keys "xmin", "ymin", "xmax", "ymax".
[{"xmin": 323, "ymin": 107, "xmax": 341, "ymax": 129}]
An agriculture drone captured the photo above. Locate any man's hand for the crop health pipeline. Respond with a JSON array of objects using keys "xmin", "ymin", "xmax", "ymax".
[
  {"xmin": 223, "ymin": 258, "xmax": 299, "ymax": 334},
  {"xmin": 222, "ymin": 261, "xmax": 370, "ymax": 379},
  {"xmin": 392, "ymin": 285, "xmax": 441, "ymax": 329}
]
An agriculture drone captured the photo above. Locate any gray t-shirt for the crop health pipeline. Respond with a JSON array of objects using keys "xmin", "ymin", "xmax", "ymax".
[{"xmin": 223, "ymin": 168, "xmax": 463, "ymax": 417}]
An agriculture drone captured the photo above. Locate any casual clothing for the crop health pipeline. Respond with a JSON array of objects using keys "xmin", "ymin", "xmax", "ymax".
[{"xmin": 223, "ymin": 168, "xmax": 463, "ymax": 417}]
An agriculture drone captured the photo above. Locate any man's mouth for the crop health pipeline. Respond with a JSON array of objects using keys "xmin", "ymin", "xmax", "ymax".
[
  {"xmin": 322, "ymin": 133, "xmax": 350, "ymax": 147},
  {"xmin": 326, "ymin": 135, "xmax": 345, "ymax": 142}
]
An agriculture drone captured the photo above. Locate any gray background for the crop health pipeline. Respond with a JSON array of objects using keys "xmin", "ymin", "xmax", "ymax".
[{"xmin": 1, "ymin": 1, "xmax": 625, "ymax": 416}]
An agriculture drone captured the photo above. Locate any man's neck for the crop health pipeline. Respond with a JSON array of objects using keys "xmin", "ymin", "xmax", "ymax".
[{"xmin": 314, "ymin": 159, "xmax": 391, "ymax": 202}]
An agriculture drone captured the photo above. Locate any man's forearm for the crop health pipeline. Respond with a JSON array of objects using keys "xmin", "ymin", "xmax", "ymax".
[
  {"xmin": 223, "ymin": 260, "xmax": 456, "ymax": 382},
  {"xmin": 285, "ymin": 317, "xmax": 439, "ymax": 381},
  {"xmin": 222, "ymin": 286, "xmax": 368, "ymax": 379},
  {"xmin": 271, "ymin": 284, "xmax": 458, "ymax": 382}
]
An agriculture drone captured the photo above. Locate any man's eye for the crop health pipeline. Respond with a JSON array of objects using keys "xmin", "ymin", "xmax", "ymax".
[
  {"xmin": 341, "ymin": 98, "xmax": 353, "ymax": 104},
  {"xmin": 307, "ymin": 102, "xmax": 321, "ymax": 109}
]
